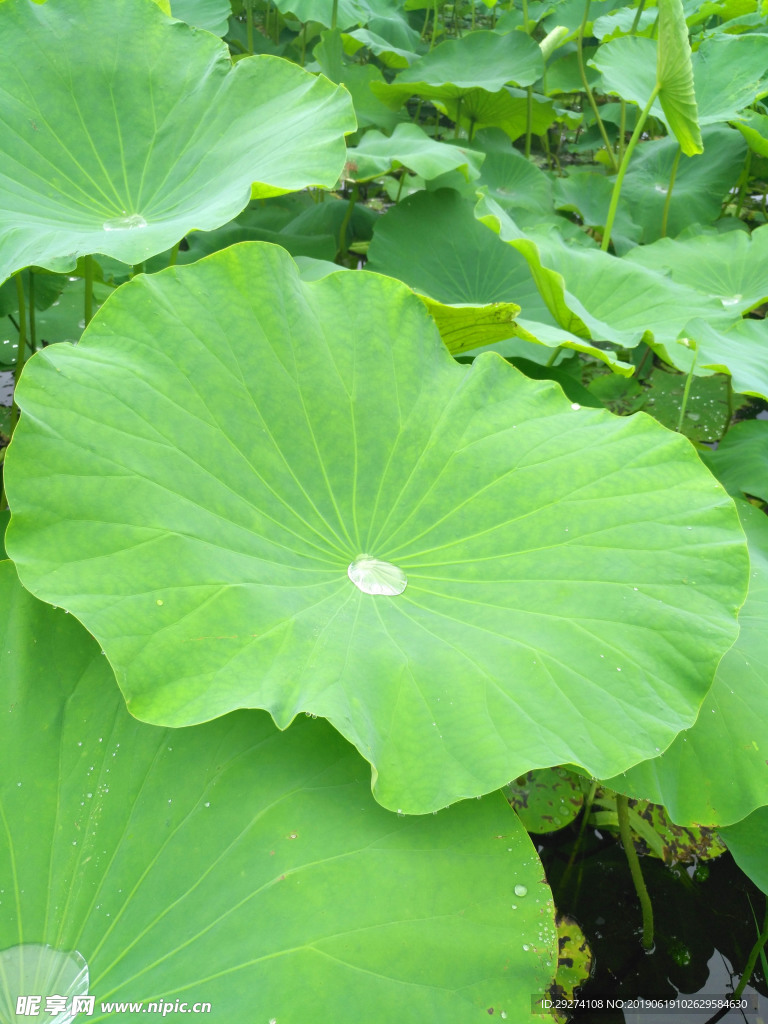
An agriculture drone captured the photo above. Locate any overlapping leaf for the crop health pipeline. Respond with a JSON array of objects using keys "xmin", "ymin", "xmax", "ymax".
[
  {"xmin": 604, "ymin": 501, "xmax": 768, "ymax": 827},
  {"xmin": 0, "ymin": 560, "xmax": 554, "ymax": 1022},
  {"xmin": 5, "ymin": 243, "xmax": 748, "ymax": 814},
  {"xmin": 476, "ymin": 196, "xmax": 737, "ymax": 359},
  {"xmin": 0, "ymin": 0, "xmax": 355, "ymax": 283}
]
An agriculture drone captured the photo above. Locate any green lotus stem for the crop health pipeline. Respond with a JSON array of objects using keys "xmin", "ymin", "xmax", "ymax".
[
  {"xmin": 735, "ymin": 149, "xmax": 752, "ymax": 218},
  {"xmin": 454, "ymin": 96, "xmax": 463, "ymax": 138},
  {"xmin": 733, "ymin": 901, "xmax": 768, "ymax": 1000},
  {"xmin": 420, "ymin": 5, "xmax": 430, "ymax": 39},
  {"xmin": 522, "ymin": 0, "xmax": 529, "ymax": 31},
  {"xmin": 430, "ymin": 0, "xmax": 439, "ymax": 51},
  {"xmin": 630, "ymin": 0, "xmax": 646, "ymax": 32},
  {"xmin": 132, "ymin": 262, "xmax": 145, "ymax": 277},
  {"xmin": 601, "ymin": 84, "xmax": 660, "ymax": 252},
  {"xmin": 616, "ymin": 794, "xmax": 654, "ymax": 950},
  {"xmin": 331, "ymin": 0, "xmax": 338, "ymax": 31},
  {"xmin": 525, "ymin": 87, "xmax": 533, "ymax": 157},
  {"xmin": 245, "ymin": 0, "xmax": 254, "ymax": 53},
  {"xmin": 168, "ymin": 241, "xmax": 181, "ymax": 268},
  {"xmin": 675, "ymin": 345, "xmax": 697, "ymax": 433},
  {"xmin": 576, "ymin": 0, "xmax": 618, "ymax": 173},
  {"xmin": 28, "ymin": 270, "xmax": 36, "ymax": 352},
  {"xmin": 617, "ymin": 99, "xmax": 626, "ymax": 164},
  {"xmin": 338, "ymin": 184, "xmax": 359, "ymax": 258},
  {"xmin": 12, "ymin": 273, "xmax": 27, "ymax": 432},
  {"xmin": 300, "ymin": 22, "xmax": 307, "ymax": 66},
  {"xmin": 558, "ymin": 778, "xmax": 598, "ymax": 898},
  {"xmin": 660, "ymin": 145, "xmax": 681, "ymax": 238},
  {"xmin": 84, "ymin": 254, "xmax": 94, "ymax": 327},
  {"xmin": 546, "ymin": 345, "xmax": 563, "ymax": 367}
]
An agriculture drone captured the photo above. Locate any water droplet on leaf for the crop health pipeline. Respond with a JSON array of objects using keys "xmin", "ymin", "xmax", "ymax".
[
  {"xmin": 348, "ymin": 555, "xmax": 407, "ymax": 596},
  {"xmin": 102, "ymin": 213, "xmax": 147, "ymax": 231}
]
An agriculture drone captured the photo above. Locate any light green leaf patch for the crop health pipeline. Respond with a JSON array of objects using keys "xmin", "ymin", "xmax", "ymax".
[
  {"xmin": 684, "ymin": 317, "xmax": 768, "ymax": 402},
  {"xmin": 474, "ymin": 134, "xmax": 554, "ymax": 217},
  {"xmin": 371, "ymin": 30, "xmax": 545, "ymax": 98},
  {"xmin": 604, "ymin": 500, "xmax": 767, "ymax": 827},
  {"xmin": 731, "ymin": 109, "xmax": 768, "ymax": 158},
  {"xmin": 343, "ymin": 27, "xmax": 419, "ymax": 68},
  {"xmin": 170, "ymin": 0, "xmax": 231, "ymax": 35},
  {"xmin": 692, "ymin": 34, "xmax": 768, "ymax": 125},
  {"xmin": 553, "ymin": 171, "xmax": 642, "ymax": 254},
  {"xmin": 0, "ymin": 561, "xmax": 554, "ymax": 1021},
  {"xmin": 476, "ymin": 196, "xmax": 736, "ymax": 357},
  {"xmin": 625, "ymin": 225, "xmax": 768, "ymax": 316},
  {"xmin": 657, "ymin": 0, "xmax": 702, "ymax": 154},
  {"xmin": 348, "ymin": 123, "xmax": 484, "ymax": 182},
  {"xmin": 619, "ymin": 127, "xmax": 747, "ymax": 243},
  {"xmin": 5, "ymin": 243, "xmax": 748, "ymax": 813},
  {"xmin": 0, "ymin": 0, "xmax": 355, "ymax": 283},
  {"xmin": 367, "ymin": 191, "xmax": 626, "ymax": 366},
  {"xmin": 701, "ymin": 420, "xmax": 768, "ymax": 505},
  {"xmin": 720, "ymin": 806, "xmax": 768, "ymax": 896}
]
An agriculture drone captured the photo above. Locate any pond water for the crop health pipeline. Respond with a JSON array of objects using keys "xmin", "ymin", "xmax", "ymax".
[{"xmin": 538, "ymin": 826, "xmax": 768, "ymax": 1023}]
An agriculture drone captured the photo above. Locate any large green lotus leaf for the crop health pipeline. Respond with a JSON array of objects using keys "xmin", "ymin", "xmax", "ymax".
[
  {"xmin": 439, "ymin": 89, "xmax": 556, "ymax": 143},
  {"xmin": 593, "ymin": 5, "xmax": 657, "ymax": 38},
  {"xmin": 372, "ymin": 78, "xmax": 555, "ymax": 142},
  {"xmin": 0, "ymin": 561, "xmax": 555, "ymax": 1021},
  {"xmin": 553, "ymin": 171, "xmax": 642, "ymax": 254},
  {"xmin": 372, "ymin": 30, "xmax": 544, "ymax": 96},
  {"xmin": 333, "ymin": 63, "xmax": 404, "ymax": 132},
  {"xmin": 293, "ymin": 252, "xmax": 525, "ymax": 355},
  {"xmin": 274, "ymin": 0, "xmax": 369, "ymax": 29},
  {"xmin": 619, "ymin": 127, "xmax": 747, "ymax": 243},
  {"xmin": 592, "ymin": 12, "xmax": 702, "ymax": 154},
  {"xmin": 343, "ymin": 27, "xmax": 419, "ymax": 68},
  {"xmin": 367, "ymin": 191, "xmax": 552, "ymax": 321},
  {"xmin": 657, "ymin": 0, "xmax": 702, "ymax": 154},
  {"xmin": 589, "ymin": 37, "xmax": 667, "ymax": 122},
  {"xmin": 170, "ymin": 0, "xmax": 231, "ymax": 34},
  {"xmin": 625, "ymin": 226, "xmax": 768, "ymax": 316},
  {"xmin": 4, "ymin": 243, "xmax": 749, "ymax": 813},
  {"xmin": 0, "ymin": 0, "xmax": 355, "ymax": 284},
  {"xmin": 701, "ymin": 420, "xmax": 768, "ymax": 504},
  {"xmin": 692, "ymin": 34, "xmax": 768, "ymax": 125},
  {"xmin": 366, "ymin": 192, "xmax": 628, "ymax": 367},
  {"xmin": 366, "ymin": 191, "xmax": 597, "ymax": 365},
  {"xmin": 476, "ymin": 196, "xmax": 736, "ymax": 354},
  {"xmin": 348, "ymin": 123, "xmax": 484, "ymax": 182},
  {"xmin": 473, "ymin": 135, "xmax": 554, "ymax": 217},
  {"xmin": 720, "ymin": 806, "xmax": 768, "ymax": 895},
  {"xmin": 603, "ymin": 501, "xmax": 768, "ymax": 827},
  {"xmin": 683, "ymin": 317, "xmax": 768, "ymax": 401}
]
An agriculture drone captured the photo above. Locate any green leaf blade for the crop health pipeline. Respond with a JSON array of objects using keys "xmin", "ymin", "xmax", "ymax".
[
  {"xmin": 5, "ymin": 243, "xmax": 749, "ymax": 813},
  {"xmin": 656, "ymin": 0, "xmax": 703, "ymax": 155},
  {"xmin": 0, "ymin": 561, "xmax": 554, "ymax": 1020},
  {"xmin": 0, "ymin": 0, "xmax": 355, "ymax": 283}
]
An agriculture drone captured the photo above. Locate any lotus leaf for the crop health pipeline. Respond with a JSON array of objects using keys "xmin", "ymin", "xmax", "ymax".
[
  {"xmin": 619, "ymin": 127, "xmax": 746, "ymax": 242},
  {"xmin": 720, "ymin": 806, "xmax": 768, "ymax": 895},
  {"xmin": 348, "ymin": 123, "xmax": 484, "ymax": 182},
  {"xmin": 4, "ymin": 243, "xmax": 749, "ymax": 814},
  {"xmin": 605, "ymin": 501, "xmax": 768, "ymax": 827},
  {"xmin": 0, "ymin": 560, "xmax": 557, "ymax": 1021},
  {"xmin": 0, "ymin": 0, "xmax": 355, "ymax": 284},
  {"xmin": 476, "ymin": 197, "xmax": 737, "ymax": 356},
  {"xmin": 625, "ymin": 225, "xmax": 768, "ymax": 316}
]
